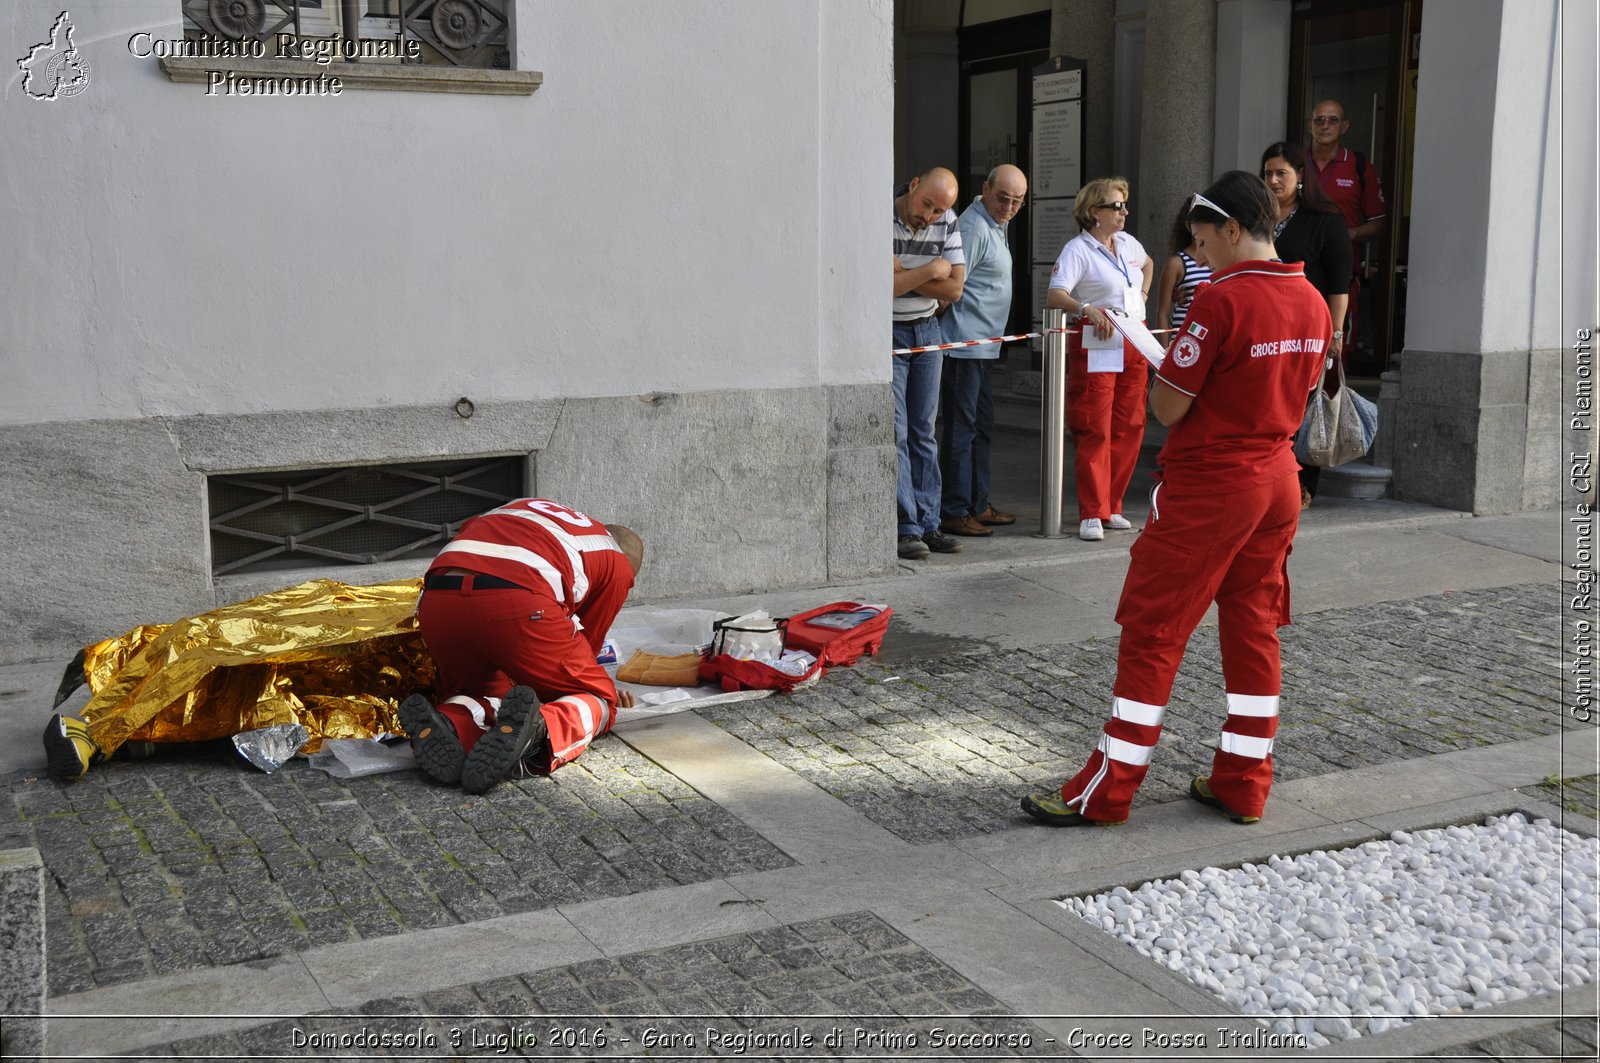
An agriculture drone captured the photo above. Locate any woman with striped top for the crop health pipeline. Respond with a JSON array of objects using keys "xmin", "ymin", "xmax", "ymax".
[{"xmin": 1155, "ymin": 200, "xmax": 1212, "ymax": 334}]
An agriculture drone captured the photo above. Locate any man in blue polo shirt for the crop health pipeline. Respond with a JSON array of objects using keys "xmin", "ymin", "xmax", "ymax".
[
  {"xmin": 893, "ymin": 167, "xmax": 966, "ymax": 560},
  {"xmin": 939, "ymin": 164, "xmax": 1027, "ymax": 538}
]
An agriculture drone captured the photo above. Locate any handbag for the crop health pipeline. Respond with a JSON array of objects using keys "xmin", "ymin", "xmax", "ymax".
[
  {"xmin": 699, "ymin": 613, "xmax": 824, "ymax": 693},
  {"xmin": 1350, "ymin": 387, "xmax": 1379, "ymax": 453},
  {"xmin": 1295, "ymin": 358, "xmax": 1374, "ymax": 468},
  {"xmin": 707, "ymin": 612, "xmax": 786, "ymax": 661}
]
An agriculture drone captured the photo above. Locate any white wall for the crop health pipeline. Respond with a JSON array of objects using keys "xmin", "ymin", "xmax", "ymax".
[
  {"xmin": 1564, "ymin": 0, "xmax": 1599, "ymax": 339},
  {"xmin": 0, "ymin": 0, "xmax": 890, "ymax": 425},
  {"xmin": 1392, "ymin": 0, "xmax": 1588, "ymax": 513},
  {"xmin": 822, "ymin": 1, "xmax": 896, "ymax": 379},
  {"xmin": 1479, "ymin": 0, "xmax": 1563, "ymax": 355},
  {"xmin": 1406, "ymin": 0, "xmax": 1502, "ymax": 355},
  {"xmin": 1408, "ymin": 0, "xmax": 1574, "ymax": 357}
]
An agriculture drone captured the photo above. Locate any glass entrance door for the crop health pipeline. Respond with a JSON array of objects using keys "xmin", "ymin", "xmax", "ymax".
[
  {"xmin": 1290, "ymin": 0, "xmax": 1419, "ymax": 375},
  {"xmin": 962, "ymin": 65, "xmax": 1025, "ymax": 333}
]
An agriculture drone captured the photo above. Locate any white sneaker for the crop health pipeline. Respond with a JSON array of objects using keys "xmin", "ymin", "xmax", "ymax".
[
  {"xmin": 1106, "ymin": 514, "xmax": 1133, "ymax": 531},
  {"xmin": 1078, "ymin": 518, "xmax": 1104, "ymax": 541}
]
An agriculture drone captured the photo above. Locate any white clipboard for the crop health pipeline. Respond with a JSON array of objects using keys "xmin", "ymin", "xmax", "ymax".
[{"xmin": 1107, "ymin": 313, "xmax": 1168, "ymax": 370}]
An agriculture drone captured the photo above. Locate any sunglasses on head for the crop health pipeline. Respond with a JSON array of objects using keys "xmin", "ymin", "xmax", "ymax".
[{"xmin": 1188, "ymin": 191, "xmax": 1231, "ymax": 221}]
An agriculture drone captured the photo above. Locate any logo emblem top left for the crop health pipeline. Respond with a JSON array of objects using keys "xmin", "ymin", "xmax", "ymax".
[{"xmin": 18, "ymin": 11, "xmax": 91, "ymax": 100}]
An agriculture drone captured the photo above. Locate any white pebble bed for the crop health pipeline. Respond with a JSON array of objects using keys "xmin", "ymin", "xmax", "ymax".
[{"xmin": 1058, "ymin": 814, "xmax": 1600, "ymax": 1048}]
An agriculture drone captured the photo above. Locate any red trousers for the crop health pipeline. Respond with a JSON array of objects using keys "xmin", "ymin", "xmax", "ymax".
[
  {"xmin": 1066, "ymin": 336, "xmax": 1148, "ymax": 520},
  {"xmin": 1060, "ymin": 471, "xmax": 1301, "ymax": 821},
  {"xmin": 416, "ymin": 579, "xmax": 617, "ymax": 773}
]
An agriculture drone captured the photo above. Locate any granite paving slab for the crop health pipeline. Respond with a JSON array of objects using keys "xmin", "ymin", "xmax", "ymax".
[
  {"xmin": 1525, "ymin": 772, "xmax": 1600, "ymax": 822},
  {"xmin": 124, "ymin": 912, "xmax": 1057, "ymax": 1060},
  {"xmin": 1428, "ymin": 1015, "xmax": 1598, "ymax": 1062},
  {"xmin": 696, "ymin": 582, "xmax": 1572, "ymax": 844}
]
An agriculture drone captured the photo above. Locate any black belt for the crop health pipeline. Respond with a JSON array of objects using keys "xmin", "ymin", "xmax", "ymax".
[
  {"xmin": 424, "ymin": 573, "xmax": 524, "ymax": 591},
  {"xmin": 899, "ymin": 313, "xmax": 936, "ymax": 325}
]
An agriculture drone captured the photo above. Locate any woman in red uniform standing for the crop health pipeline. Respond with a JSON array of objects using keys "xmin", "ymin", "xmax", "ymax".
[
  {"xmin": 1046, "ymin": 178, "xmax": 1155, "ymax": 541},
  {"xmin": 1023, "ymin": 172, "xmax": 1332, "ymax": 828}
]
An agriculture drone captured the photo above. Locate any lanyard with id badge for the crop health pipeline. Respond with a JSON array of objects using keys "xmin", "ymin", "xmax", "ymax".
[{"xmin": 1085, "ymin": 241, "xmax": 1142, "ymax": 373}]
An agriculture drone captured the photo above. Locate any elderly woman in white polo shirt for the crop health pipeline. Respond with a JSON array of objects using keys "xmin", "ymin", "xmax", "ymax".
[{"xmin": 1046, "ymin": 177, "xmax": 1155, "ymax": 541}]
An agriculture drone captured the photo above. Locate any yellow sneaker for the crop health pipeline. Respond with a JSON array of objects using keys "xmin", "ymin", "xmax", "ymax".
[
  {"xmin": 1189, "ymin": 776, "xmax": 1261, "ymax": 824},
  {"xmin": 1020, "ymin": 792, "xmax": 1125, "ymax": 827},
  {"xmin": 43, "ymin": 714, "xmax": 102, "ymax": 782}
]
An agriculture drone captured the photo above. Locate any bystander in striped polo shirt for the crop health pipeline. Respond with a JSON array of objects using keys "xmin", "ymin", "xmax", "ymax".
[{"xmin": 893, "ymin": 183, "xmax": 964, "ymax": 323}]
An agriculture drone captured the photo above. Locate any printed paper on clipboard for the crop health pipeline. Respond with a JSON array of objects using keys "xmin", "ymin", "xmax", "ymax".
[{"xmin": 1107, "ymin": 313, "xmax": 1168, "ymax": 370}]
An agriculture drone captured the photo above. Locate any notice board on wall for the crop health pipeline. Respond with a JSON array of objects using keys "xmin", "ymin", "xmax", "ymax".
[{"xmin": 1030, "ymin": 55, "xmax": 1087, "ymax": 355}]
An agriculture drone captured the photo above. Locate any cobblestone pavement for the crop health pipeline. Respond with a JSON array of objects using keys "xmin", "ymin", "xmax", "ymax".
[
  {"xmin": 700, "ymin": 583, "xmax": 1571, "ymax": 844},
  {"xmin": 1430, "ymin": 1015, "xmax": 1600, "ymax": 1062},
  {"xmin": 122, "ymin": 912, "xmax": 1053, "ymax": 1060},
  {"xmin": 3, "ymin": 740, "xmax": 792, "ymax": 997},
  {"xmin": 5, "ymin": 579, "xmax": 1581, "ymax": 1026}
]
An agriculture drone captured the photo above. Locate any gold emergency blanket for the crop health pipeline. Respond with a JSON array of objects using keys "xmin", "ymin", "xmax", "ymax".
[{"xmin": 77, "ymin": 579, "xmax": 434, "ymax": 756}]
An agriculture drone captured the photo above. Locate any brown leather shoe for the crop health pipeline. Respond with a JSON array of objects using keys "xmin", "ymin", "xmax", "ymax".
[
  {"xmin": 939, "ymin": 514, "xmax": 993, "ymax": 537},
  {"xmin": 975, "ymin": 505, "xmax": 1016, "ymax": 526}
]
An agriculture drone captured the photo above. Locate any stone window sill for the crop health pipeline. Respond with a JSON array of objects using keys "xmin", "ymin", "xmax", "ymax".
[{"xmin": 160, "ymin": 56, "xmax": 541, "ymax": 95}]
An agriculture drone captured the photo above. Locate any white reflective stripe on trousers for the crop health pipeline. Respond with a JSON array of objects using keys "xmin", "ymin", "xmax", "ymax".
[
  {"xmin": 1217, "ymin": 731, "xmax": 1275, "ymax": 759},
  {"xmin": 550, "ymin": 695, "xmax": 603, "ymax": 762},
  {"xmin": 1226, "ymin": 693, "xmax": 1280, "ymax": 718},
  {"xmin": 1100, "ymin": 733, "xmax": 1156, "ymax": 767},
  {"xmin": 1113, "ymin": 697, "xmax": 1166, "ymax": 727},
  {"xmin": 442, "ymin": 695, "xmax": 491, "ymax": 730}
]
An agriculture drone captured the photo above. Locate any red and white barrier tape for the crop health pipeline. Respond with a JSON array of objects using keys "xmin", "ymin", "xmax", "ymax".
[{"xmin": 892, "ymin": 325, "xmax": 1175, "ymax": 356}]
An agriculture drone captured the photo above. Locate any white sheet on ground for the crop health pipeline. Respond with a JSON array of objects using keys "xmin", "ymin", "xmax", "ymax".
[{"xmin": 605, "ymin": 605, "xmax": 772, "ymax": 727}]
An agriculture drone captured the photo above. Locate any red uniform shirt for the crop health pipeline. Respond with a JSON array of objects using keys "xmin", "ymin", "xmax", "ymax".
[
  {"xmin": 1308, "ymin": 147, "xmax": 1385, "ymax": 231},
  {"xmin": 428, "ymin": 498, "xmax": 634, "ymax": 653},
  {"xmin": 1154, "ymin": 261, "xmax": 1331, "ymax": 492}
]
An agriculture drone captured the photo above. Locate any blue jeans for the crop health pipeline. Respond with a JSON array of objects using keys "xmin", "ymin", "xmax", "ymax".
[
  {"xmin": 939, "ymin": 355, "xmax": 994, "ymax": 518},
  {"xmin": 892, "ymin": 318, "xmax": 944, "ymax": 537}
]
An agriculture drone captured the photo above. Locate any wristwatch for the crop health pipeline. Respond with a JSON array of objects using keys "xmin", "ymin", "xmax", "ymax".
[{"xmin": 1332, "ymin": 330, "xmax": 1345, "ymax": 340}]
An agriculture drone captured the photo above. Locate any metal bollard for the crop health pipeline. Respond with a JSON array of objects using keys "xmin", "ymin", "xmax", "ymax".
[{"xmin": 1037, "ymin": 308, "xmax": 1069, "ymax": 538}]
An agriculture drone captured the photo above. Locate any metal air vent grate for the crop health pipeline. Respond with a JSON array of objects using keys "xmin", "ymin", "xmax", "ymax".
[{"xmin": 208, "ymin": 456, "xmax": 525, "ymax": 576}]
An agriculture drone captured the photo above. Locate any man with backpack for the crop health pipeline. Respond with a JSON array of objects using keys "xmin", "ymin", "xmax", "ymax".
[{"xmin": 1307, "ymin": 99, "xmax": 1386, "ymax": 355}]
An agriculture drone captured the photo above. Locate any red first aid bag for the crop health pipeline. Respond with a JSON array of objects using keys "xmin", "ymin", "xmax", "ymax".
[
  {"xmin": 784, "ymin": 602, "xmax": 892, "ymax": 668},
  {"xmin": 697, "ymin": 604, "xmax": 892, "ymax": 693},
  {"xmin": 698, "ymin": 652, "xmax": 823, "ymax": 693}
]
